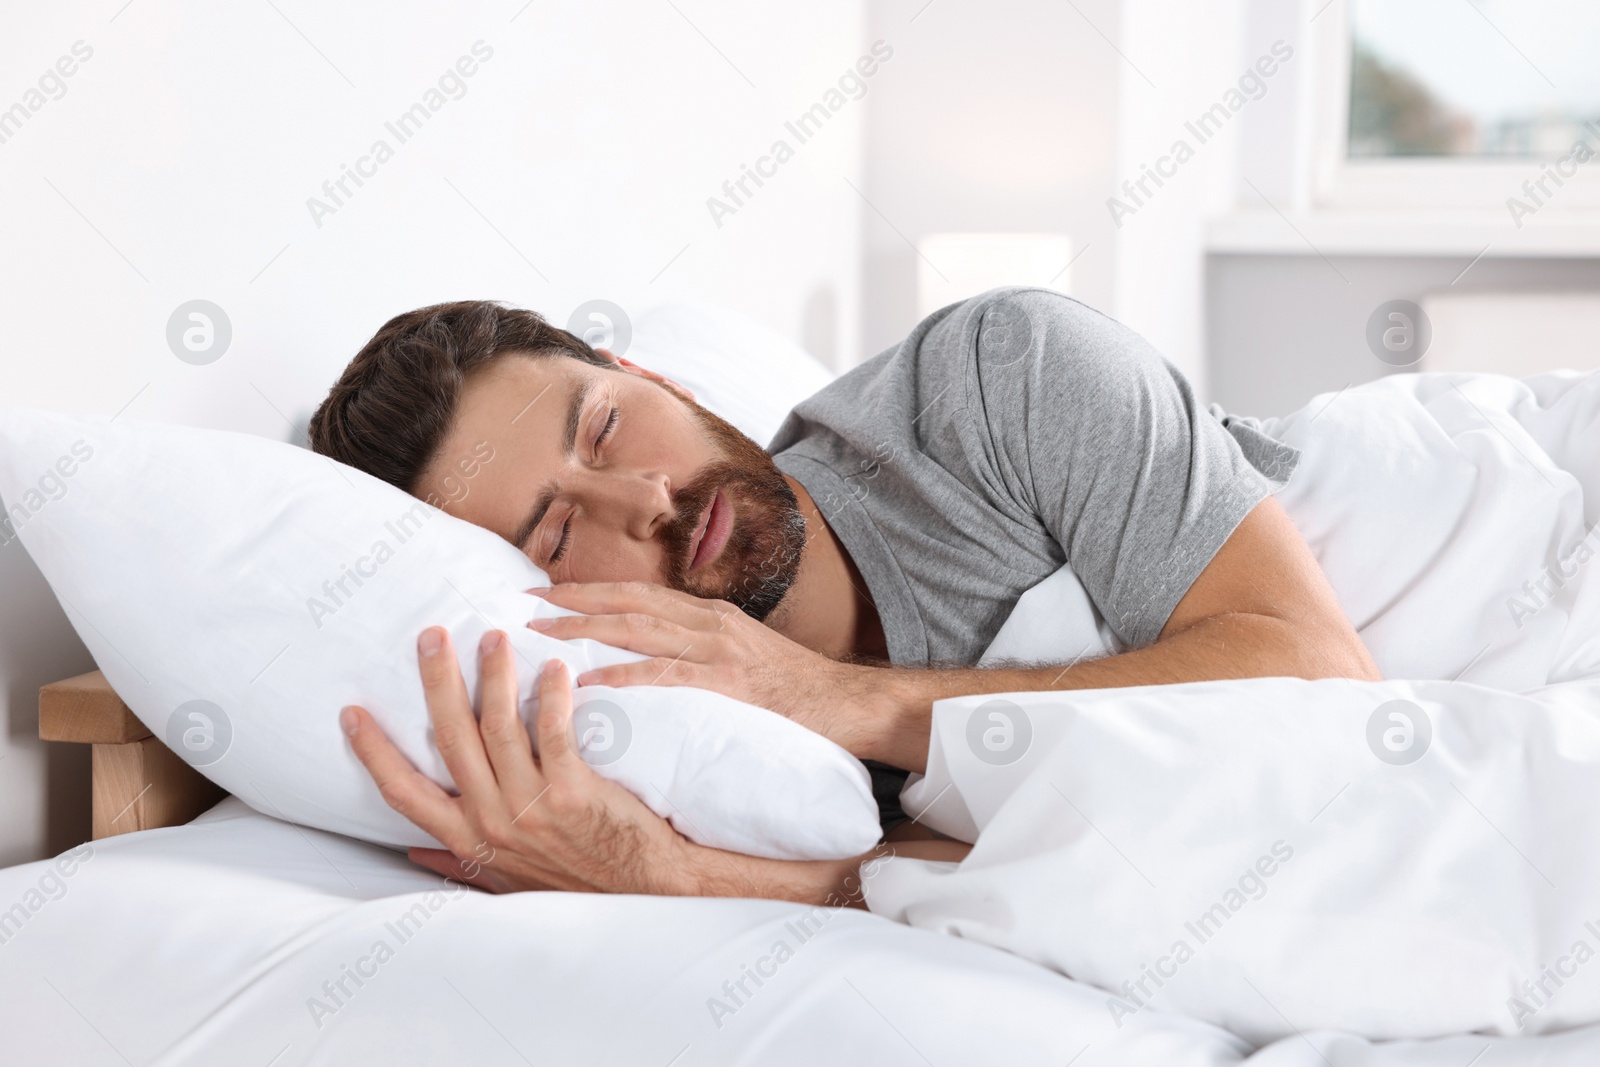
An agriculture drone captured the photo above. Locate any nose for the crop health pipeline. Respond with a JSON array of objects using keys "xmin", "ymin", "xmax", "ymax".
[{"xmin": 584, "ymin": 468, "xmax": 674, "ymax": 541}]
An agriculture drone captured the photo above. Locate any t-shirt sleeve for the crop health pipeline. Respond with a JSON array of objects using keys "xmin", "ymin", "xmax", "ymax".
[{"xmin": 948, "ymin": 289, "xmax": 1299, "ymax": 649}]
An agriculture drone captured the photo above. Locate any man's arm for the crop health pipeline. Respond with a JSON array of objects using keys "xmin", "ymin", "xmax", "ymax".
[
  {"xmin": 845, "ymin": 495, "xmax": 1380, "ymax": 772},
  {"xmin": 532, "ymin": 496, "xmax": 1380, "ymax": 775}
]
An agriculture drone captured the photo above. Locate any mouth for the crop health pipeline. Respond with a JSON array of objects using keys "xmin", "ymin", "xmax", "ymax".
[{"xmin": 688, "ymin": 488, "xmax": 733, "ymax": 573}]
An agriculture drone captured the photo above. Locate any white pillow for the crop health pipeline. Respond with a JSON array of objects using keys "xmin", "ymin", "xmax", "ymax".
[
  {"xmin": 628, "ymin": 302, "xmax": 837, "ymax": 447},
  {"xmin": 0, "ymin": 407, "xmax": 879, "ymax": 861}
]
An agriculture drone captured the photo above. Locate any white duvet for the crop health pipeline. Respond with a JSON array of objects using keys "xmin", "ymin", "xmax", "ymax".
[
  {"xmin": 878, "ymin": 370, "xmax": 1600, "ymax": 1045},
  {"xmin": 5, "ymin": 370, "xmax": 1600, "ymax": 1064}
]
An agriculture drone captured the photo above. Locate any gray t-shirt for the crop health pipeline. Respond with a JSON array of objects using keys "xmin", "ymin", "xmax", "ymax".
[{"xmin": 770, "ymin": 285, "xmax": 1300, "ymax": 669}]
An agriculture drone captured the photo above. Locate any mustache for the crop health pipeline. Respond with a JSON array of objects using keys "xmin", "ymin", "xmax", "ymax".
[
  {"xmin": 660, "ymin": 395, "xmax": 807, "ymax": 621},
  {"xmin": 659, "ymin": 462, "xmax": 735, "ymax": 578},
  {"xmin": 657, "ymin": 457, "xmax": 805, "ymax": 621}
]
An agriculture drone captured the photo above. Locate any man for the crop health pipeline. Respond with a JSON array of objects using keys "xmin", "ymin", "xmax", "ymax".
[{"xmin": 310, "ymin": 288, "xmax": 1379, "ymax": 903}]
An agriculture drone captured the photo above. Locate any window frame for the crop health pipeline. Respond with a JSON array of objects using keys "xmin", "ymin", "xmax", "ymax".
[{"xmin": 1308, "ymin": 2, "xmax": 1600, "ymax": 211}]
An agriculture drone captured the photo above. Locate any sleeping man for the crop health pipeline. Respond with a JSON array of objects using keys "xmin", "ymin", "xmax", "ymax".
[{"xmin": 308, "ymin": 287, "xmax": 1381, "ymax": 903}]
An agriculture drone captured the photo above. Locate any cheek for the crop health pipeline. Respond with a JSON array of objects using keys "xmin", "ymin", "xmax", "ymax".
[
  {"xmin": 564, "ymin": 536, "xmax": 666, "ymax": 585},
  {"xmin": 623, "ymin": 393, "xmax": 714, "ymax": 471}
]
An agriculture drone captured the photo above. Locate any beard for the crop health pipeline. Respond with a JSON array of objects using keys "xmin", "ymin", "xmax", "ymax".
[{"xmin": 654, "ymin": 400, "xmax": 807, "ymax": 622}]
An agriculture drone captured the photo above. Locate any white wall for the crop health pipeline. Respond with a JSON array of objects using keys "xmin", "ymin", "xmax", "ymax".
[
  {"xmin": 861, "ymin": 0, "xmax": 1122, "ymax": 358},
  {"xmin": 858, "ymin": 0, "xmax": 1258, "ymax": 388},
  {"xmin": 1112, "ymin": 0, "xmax": 1251, "ymax": 394},
  {"xmin": 0, "ymin": 0, "xmax": 866, "ymax": 863}
]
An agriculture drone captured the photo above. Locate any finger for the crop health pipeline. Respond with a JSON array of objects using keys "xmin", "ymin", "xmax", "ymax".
[
  {"xmin": 532, "ymin": 582, "xmax": 727, "ymax": 628},
  {"xmin": 534, "ymin": 659, "xmax": 589, "ymax": 784},
  {"xmin": 529, "ymin": 613, "xmax": 699, "ymax": 660},
  {"xmin": 342, "ymin": 704, "xmax": 471, "ymax": 850},
  {"xmin": 475, "ymin": 630, "xmax": 544, "ymax": 799},
  {"xmin": 575, "ymin": 657, "xmax": 699, "ymax": 690},
  {"xmin": 417, "ymin": 627, "xmax": 499, "ymax": 800}
]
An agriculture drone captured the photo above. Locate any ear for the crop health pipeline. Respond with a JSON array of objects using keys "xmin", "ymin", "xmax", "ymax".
[{"xmin": 597, "ymin": 349, "xmax": 697, "ymax": 403}]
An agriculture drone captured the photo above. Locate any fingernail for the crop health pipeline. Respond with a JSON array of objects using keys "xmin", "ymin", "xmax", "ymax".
[
  {"xmin": 575, "ymin": 672, "xmax": 595, "ymax": 686},
  {"xmin": 479, "ymin": 630, "xmax": 503, "ymax": 655},
  {"xmin": 419, "ymin": 628, "xmax": 444, "ymax": 658},
  {"xmin": 340, "ymin": 706, "xmax": 360, "ymax": 738},
  {"xmin": 528, "ymin": 618, "xmax": 552, "ymax": 631},
  {"xmin": 543, "ymin": 659, "xmax": 565, "ymax": 679},
  {"xmin": 527, "ymin": 587, "xmax": 551, "ymax": 597}
]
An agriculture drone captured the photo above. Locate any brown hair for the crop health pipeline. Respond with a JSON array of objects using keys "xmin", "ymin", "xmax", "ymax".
[{"xmin": 308, "ymin": 300, "xmax": 611, "ymax": 492}]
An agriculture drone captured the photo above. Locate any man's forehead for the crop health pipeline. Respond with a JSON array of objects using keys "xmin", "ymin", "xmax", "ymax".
[
  {"xmin": 466, "ymin": 351, "xmax": 577, "ymax": 412},
  {"xmin": 448, "ymin": 354, "xmax": 584, "ymax": 443},
  {"xmin": 422, "ymin": 356, "xmax": 580, "ymax": 494}
]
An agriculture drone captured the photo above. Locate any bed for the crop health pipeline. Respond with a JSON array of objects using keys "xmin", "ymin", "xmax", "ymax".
[{"xmin": 7, "ymin": 306, "xmax": 1600, "ymax": 1063}]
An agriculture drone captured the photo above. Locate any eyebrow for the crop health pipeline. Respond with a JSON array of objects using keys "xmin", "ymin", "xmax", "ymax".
[{"xmin": 510, "ymin": 378, "xmax": 596, "ymax": 552}]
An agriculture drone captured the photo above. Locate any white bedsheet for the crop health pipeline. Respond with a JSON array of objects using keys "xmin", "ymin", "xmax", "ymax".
[
  {"xmin": 0, "ymin": 799, "xmax": 1245, "ymax": 1066},
  {"xmin": 5, "ymin": 798, "xmax": 1600, "ymax": 1065},
  {"xmin": 879, "ymin": 372, "xmax": 1600, "ymax": 1044}
]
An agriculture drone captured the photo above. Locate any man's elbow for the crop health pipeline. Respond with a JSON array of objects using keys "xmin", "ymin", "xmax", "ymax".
[
  {"xmin": 1285, "ymin": 616, "xmax": 1384, "ymax": 683},
  {"xmin": 1167, "ymin": 610, "xmax": 1384, "ymax": 683}
]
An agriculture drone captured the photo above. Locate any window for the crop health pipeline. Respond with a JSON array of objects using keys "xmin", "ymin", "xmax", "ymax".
[{"xmin": 1311, "ymin": 0, "xmax": 1600, "ymax": 206}]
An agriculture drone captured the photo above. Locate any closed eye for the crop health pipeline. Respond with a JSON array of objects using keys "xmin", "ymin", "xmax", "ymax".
[
  {"xmin": 545, "ymin": 407, "xmax": 617, "ymax": 565},
  {"xmin": 596, "ymin": 405, "xmax": 619, "ymax": 451},
  {"xmin": 549, "ymin": 517, "xmax": 573, "ymax": 564}
]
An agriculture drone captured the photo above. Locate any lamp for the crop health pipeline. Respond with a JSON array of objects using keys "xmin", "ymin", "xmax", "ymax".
[{"xmin": 915, "ymin": 232, "xmax": 1074, "ymax": 318}]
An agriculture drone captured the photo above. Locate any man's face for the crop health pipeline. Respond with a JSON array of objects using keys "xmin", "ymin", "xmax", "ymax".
[{"xmin": 417, "ymin": 351, "xmax": 806, "ymax": 620}]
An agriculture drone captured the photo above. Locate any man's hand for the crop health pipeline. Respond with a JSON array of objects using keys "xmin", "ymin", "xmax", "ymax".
[
  {"xmin": 343, "ymin": 624, "xmax": 919, "ymax": 903},
  {"xmin": 342, "ymin": 626, "xmax": 698, "ymax": 894},
  {"xmin": 526, "ymin": 583, "xmax": 881, "ymax": 758}
]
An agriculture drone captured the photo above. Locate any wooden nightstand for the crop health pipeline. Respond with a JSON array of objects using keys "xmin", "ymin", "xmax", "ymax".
[{"xmin": 39, "ymin": 670, "xmax": 226, "ymax": 839}]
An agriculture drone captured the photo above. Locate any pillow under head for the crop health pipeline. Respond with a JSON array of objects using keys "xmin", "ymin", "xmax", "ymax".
[{"xmin": 0, "ymin": 406, "xmax": 878, "ymax": 861}]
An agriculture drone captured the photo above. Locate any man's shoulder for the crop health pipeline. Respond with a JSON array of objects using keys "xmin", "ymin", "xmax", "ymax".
[
  {"xmin": 919, "ymin": 286, "xmax": 1150, "ymax": 382},
  {"xmin": 768, "ymin": 287, "xmax": 1132, "ymax": 456}
]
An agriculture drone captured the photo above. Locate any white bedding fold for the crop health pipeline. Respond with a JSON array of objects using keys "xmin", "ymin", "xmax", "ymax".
[{"xmin": 873, "ymin": 676, "xmax": 1600, "ymax": 1043}]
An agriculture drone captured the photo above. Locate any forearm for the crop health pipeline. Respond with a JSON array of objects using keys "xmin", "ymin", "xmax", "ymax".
[
  {"xmin": 669, "ymin": 837, "xmax": 970, "ymax": 906},
  {"xmin": 670, "ymin": 844, "xmax": 876, "ymax": 907},
  {"xmin": 856, "ymin": 610, "xmax": 1382, "ymax": 773}
]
